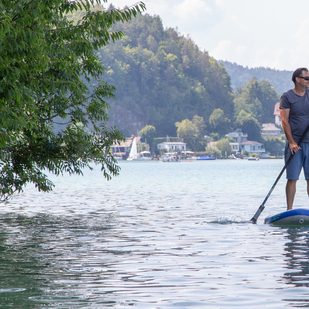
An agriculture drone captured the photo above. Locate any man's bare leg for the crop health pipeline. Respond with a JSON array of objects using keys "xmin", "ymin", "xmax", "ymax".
[{"xmin": 286, "ymin": 179, "xmax": 297, "ymax": 210}]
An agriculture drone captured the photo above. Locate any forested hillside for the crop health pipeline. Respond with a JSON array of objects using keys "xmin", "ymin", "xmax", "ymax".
[
  {"xmin": 219, "ymin": 61, "xmax": 293, "ymax": 95},
  {"xmin": 67, "ymin": 8, "xmax": 282, "ymax": 145},
  {"xmin": 97, "ymin": 14, "xmax": 234, "ymax": 137}
]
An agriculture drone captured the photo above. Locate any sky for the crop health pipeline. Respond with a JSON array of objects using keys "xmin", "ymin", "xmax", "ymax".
[{"xmin": 107, "ymin": 0, "xmax": 309, "ymax": 71}]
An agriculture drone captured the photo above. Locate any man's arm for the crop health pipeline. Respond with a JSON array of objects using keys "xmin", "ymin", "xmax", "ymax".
[{"xmin": 280, "ymin": 108, "xmax": 300, "ymax": 154}]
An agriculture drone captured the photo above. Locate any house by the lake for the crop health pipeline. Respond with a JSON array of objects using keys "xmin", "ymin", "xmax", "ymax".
[
  {"xmin": 240, "ymin": 141, "xmax": 265, "ymax": 156},
  {"xmin": 157, "ymin": 141, "xmax": 186, "ymax": 152},
  {"xmin": 111, "ymin": 136, "xmax": 141, "ymax": 160},
  {"xmin": 226, "ymin": 130, "xmax": 266, "ymax": 157},
  {"xmin": 261, "ymin": 123, "xmax": 281, "ymax": 138}
]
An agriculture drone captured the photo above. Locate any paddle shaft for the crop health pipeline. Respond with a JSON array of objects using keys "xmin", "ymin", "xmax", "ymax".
[{"xmin": 250, "ymin": 124, "xmax": 309, "ymax": 223}]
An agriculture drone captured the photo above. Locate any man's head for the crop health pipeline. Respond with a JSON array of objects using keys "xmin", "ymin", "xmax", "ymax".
[{"xmin": 292, "ymin": 67, "xmax": 309, "ymax": 84}]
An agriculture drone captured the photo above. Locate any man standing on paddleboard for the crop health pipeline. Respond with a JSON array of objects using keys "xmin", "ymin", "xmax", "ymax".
[{"xmin": 280, "ymin": 67, "xmax": 309, "ymax": 210}]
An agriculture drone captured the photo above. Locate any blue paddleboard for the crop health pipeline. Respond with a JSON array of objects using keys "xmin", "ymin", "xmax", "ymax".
[{"xmin": 264, "ymin": 208, "xmax": 309, "ymax": 226}]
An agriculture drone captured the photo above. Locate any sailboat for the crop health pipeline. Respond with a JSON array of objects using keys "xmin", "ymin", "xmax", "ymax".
[{"xmin": 127, "ymin": 137, "xmax": 152, "ymax": 161}]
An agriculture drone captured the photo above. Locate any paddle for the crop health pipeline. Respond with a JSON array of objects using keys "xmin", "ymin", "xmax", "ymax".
[{"xmin": 250, "ymin": 123, "xmax": 309, "ymax": 224}]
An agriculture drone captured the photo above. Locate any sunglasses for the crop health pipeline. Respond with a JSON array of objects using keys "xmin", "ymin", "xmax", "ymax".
[{"xmin": 298, "ymin": 76, "xmax": 309, "ymax": 80}]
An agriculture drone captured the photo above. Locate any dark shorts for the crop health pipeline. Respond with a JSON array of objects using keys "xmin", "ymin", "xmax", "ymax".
[{"xmin": 285, "ymin": 142, "xmax": 309, "ymax": 180}]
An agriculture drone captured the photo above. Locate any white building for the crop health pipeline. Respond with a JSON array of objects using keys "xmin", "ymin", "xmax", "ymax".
[
  {"xmin": 229, "ymin": 142, "xmax": 240, "ymax": 153},
  {"xmin": 226, "ymin": 129, "xmax": 248, "ymax": 155},
  {"xmin": 157, "ymin": 142, "xmax": 186, "ymax": 152},
  {"xmin": 261, "ymin": 123, "xmax": 282, "ymax": 138},
  {"xmin": 226, "ymin": 130, "xmax": 266, "ymax": 157},
  {"xmin": 240, "ymin": 141, "xmax": 265, "ymax": 156},
  {"xmin": 226, "ymin": 129, "xmax": 248, "ymax": 144}
]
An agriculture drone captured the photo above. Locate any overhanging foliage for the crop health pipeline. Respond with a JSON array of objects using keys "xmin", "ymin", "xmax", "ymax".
[{"xmin": 0, "ymin": 0, "xmax": 146, "ymax": 201}]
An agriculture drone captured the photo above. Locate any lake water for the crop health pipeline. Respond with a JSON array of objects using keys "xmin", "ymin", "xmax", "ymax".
[{"xmin": 2, "ymin": 159, "xmax": 309, "ymax": 308}]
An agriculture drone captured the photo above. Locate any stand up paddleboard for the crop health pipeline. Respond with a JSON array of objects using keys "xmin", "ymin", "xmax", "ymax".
[{"xmin": 264, "ymin": 208, "xmax": 309, "ymax": 226}]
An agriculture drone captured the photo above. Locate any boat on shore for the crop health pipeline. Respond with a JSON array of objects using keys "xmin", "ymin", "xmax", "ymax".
[
  {"xmin": 196, "ymin": 156, "xmax": 216, "ymax": 161},
  {"xmin": 113, "ymin": 152, "xmax": 125, "ymax": 161},
  {"xmin": 248, "ymin": 156, "xmax": 259, "ymax": 161},
  {"xmin": 127, "ymin": 138, "xmax": 153, "ymax": 161},
  {"xmin": 159, "ymin": 152, "xmax": 180, "ymax": 162}
]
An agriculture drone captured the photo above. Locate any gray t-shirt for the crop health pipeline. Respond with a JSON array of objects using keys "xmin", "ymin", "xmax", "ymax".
[{"xmin": 280, "ymin": 89, "xmax": 309, "ymax": 143}]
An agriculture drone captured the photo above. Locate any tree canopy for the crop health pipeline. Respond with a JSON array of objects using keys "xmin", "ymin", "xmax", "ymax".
[
  {"xmin": 216, "ymin": 138, "xmax": 233, "ymax": 157},
  {"xmin": 0, "ymin": 0, "xmax": 146, "ymax": 201},
  {"xmin": 139, "ymin": 125, "xmax": 156, "ymax": 151},
  {"xmin": 233, "ymin": 77, "xmax": 280, "ymax": 124},
  {"xmin": 209, "ymin": 108, "xmax": 231, "ymax": 136},
  {"xmin": 232, "ymin": 78, "xmax": 279, "ymax": 142},
  {"xmin": 234, "ymin": 111, "xmax": 262, "ymax": 142},
  {"xmin": 175, "ymin": 116, "xmax": 206, "ymax": 150}
]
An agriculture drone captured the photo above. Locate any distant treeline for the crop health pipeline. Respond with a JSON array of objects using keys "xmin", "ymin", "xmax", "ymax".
[{"xmin": 218, "ymin": 61, "xmax": 293, "ymax": 95}]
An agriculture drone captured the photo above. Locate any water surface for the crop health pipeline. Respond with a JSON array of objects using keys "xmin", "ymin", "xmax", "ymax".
[{"xmin": 2, "ymin": 159, "xmax": 309, "ymax": 308}]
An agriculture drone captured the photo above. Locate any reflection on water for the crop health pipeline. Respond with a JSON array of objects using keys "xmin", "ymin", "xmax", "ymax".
[
  {"xmin": 282, "ymin": 228, "xmax": 309, "ymax": 307},
  {"xmin": 1, "ymin": 160, "xmax": 309, "ymax": 308},
  {"xmin": 0, "ymin": 213, "xmax": 118, "ymax": 307}
]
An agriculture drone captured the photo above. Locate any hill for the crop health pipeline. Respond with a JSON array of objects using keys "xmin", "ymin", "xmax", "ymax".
[
  {"xmin": 218, "ymin": 60, "xmax": 293, "ymax": 95},
  {"xmin": 97, "ymin": 14, "xmax": 234, "ymax": 137}
]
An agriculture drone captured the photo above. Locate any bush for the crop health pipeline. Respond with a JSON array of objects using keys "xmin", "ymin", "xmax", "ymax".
[
  {"xmin": 216, "ymin": 138, "xmax": 233, "ymax": 157},
  {"xmin": 264, "ymin": 136, "xmax": 285, "ymax": 156}
]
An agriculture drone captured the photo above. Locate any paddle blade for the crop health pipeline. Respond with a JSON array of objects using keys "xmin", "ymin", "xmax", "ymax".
[{"xmin": 250, "ymin": 204, "xmax": 265, "ymax": 224}]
